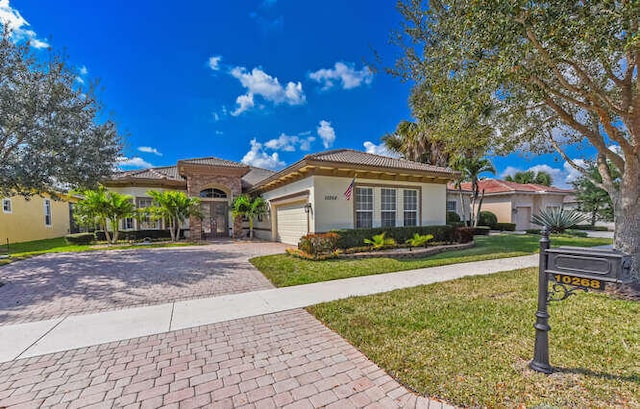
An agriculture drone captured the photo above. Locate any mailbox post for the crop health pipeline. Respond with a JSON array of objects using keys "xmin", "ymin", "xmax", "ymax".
[{"xmin": 530, "ymin": 228, "xmax": 632, "ymax": 374}]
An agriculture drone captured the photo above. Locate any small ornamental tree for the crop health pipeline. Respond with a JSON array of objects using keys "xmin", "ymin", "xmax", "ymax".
[
  {"xmin": 572, "ymin": 163, "xmax": 617, "ymax": 227},
  {"xmin": 147, "ymin": 191, "xmax": 201, "ymax": 241},
  {"xmin": 232, "ymin": 195, "xmax": 268, "ymax": 239},
  {"xmin": 74, "ymin": 187, "xmax": 134, "ymax": 243}
]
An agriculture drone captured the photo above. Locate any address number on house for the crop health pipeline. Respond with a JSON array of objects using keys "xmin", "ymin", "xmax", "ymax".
[{"xmin": 551, "ymin": 274, "xmax": 605, "ymax": 291}]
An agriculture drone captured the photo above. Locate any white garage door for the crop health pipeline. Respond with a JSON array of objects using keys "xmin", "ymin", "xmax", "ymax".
[{"xmin": 276, "ymin": 203, "xmax": 308, "ymax": 245}]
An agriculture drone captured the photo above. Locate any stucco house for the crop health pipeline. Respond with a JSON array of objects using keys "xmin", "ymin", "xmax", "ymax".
[
  {"xmin": 0, "ymin": 193, "xmax": 77, "ymax": 244},
  {"xmin": 446, "ymin": 179, "xmax": 573, "ymax": 230},
  {"xmin": 105, "ymin": 149, "xmax": 458, "ymax": 244}
]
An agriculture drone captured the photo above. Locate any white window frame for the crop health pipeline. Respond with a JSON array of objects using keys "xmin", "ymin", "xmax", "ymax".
[
  {"xmin": 355, "ymin": 187, "xmax": 373, "ymax": 228},
  {"xmin": 447, "ymin": 200, "xmax": 457, "ymax": 212},
  {"xmin": 2, "ymin": 198, "xmax": 12, "ymax": 214},
  {"xmin": 380, "ymin": 188, "xmax": 397, "ymax": 227},
  {"xmin": 403, "ymin": 189, "xmax": 418, "ymax": 226},
  {"xmin": 44, "ymin": 199, "xmax": 52, "ymax": 226}
]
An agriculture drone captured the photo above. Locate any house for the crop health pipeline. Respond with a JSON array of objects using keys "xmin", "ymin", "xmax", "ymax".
[
  {"xmin": 0, "ymin": 193, "xmax": 77, "ymax": 244},
  {"xmin": 105, "ymin": 149, "xmax": 458, "ymax": 244},
  {"xmin": 447, "ymin": 179, "xmax": 573, "ymax": 230}
]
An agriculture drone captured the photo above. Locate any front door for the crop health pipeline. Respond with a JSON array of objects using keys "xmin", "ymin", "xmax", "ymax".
[{"xmin": 201, "ymin": 201, "xmax": 228, "ymax": 239}]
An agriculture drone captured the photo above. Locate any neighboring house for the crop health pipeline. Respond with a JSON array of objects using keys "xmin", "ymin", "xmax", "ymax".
[
  {"xmin": 0, "ymin": 193, "xmax": 76, "ymax": 244},
  {"xmin": 447, "ymin": 179, "xmax": 573, "ymax": 230},
  {"xmin": 105, "ymin": 149, "xmax": 458, "ymax": 245}
]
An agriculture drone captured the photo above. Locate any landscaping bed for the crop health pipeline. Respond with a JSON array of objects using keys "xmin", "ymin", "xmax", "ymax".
[
  {"xmin": 337, "ymin": 241, "xmax": 475, "ymax": 259},
  {"xmin": 308, "ymin": 267, "xmax": 640, "ymax": 408}
]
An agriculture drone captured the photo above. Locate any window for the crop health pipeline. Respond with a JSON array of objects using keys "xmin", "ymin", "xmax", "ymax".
[
  {"xmin": 136, "ymin": 197, "xmax": 159, "ymax": 229},
  {"xmin": 380, "ymin": 188, "xmax": 396, "ymax": 227},
  {"xmin": 44, "ymin": 199, "xmax": 52, "ymax": 226},
  {"xmin": 404, "ymin": 190, "xmax": 418, "ymax": 226},
  {"xmin": 447, "ymin": 201, "xmax": 457, "ymax": 212},
  {"xmin": 122, "ymin": 217, "xmax": 134, "ymax": 230},
  {"xmin": 2, "ymin": 198, "xmax": 11, "ymax": 213},
  {"xmin": 199, "ymin": 188, "xmax": 227, "ymax": 198},
  {"xmin": 355, "ymin": 187, "xmax": 373, "ymax": 228}
]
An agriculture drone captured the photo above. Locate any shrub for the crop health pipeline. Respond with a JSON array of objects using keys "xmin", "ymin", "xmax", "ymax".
[
  {"xmin": 333, "ymin": 226, "xmax": 454, "ymax": 249},
  {"xmin": 446, "ymin": 211, "xmax": 461, "ymax": 223},
  {"xmin": 525, "ymin": 228, "xmax": 541, "ymax": 234},
  {"xmin": 495, "ymin": 222, "xmax": 516, "ymax": 231},
  {"xmin": 94, "ymin": 229, "xmax": 187, "ymax": 242},
  {"xmin": 478, "ymin": 211, "xmax": 498, "ymax": 229},
  {"xmin": 454, "ymin": 227, "xmax": 475, "ymax": 243},
  {"xmin": 405, "ymin": 233, "xmax": 434, "ymax": 248},
  {"xmin": 298, "ymin": 232, "xmax": 339, "ymax": 256},
  {"xmin": 473, "ymin": 226, "xmax": 491, "ymax": 235},
  {"xmin": 531, "ymin": 208, "xmax": 588, "ymax": 233},
  {"xmin": 364, "ymin": 232, "xmax": 397, "ymax": 249},
  {"xmin": 565, "ymin": 229, "xmax": 589, "ymax": 237},
  {"xmin": 286, "ymin": 247, "xmax": 338, "ymax": 260},
  {"xmin": 64, "ymin": 233, "xmax": 95, "ymax": 245}
]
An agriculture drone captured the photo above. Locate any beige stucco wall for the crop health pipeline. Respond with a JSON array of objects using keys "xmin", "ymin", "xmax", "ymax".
[
  {"xmin": 480, "ymin": 197, "xmax": 514, "ymax": 223},
  {"xmin": 0, "ymin": 194, "xmax": 72, "ymax": 244}
]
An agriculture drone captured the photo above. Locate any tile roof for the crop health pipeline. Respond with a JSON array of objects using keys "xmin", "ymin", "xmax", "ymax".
[
  {"xmin": 111, "ymin": 166, "xmax": 183, "ymax": 182},
  {"xmin": 242, "ymin": 167, "xmax": 276, "ymax": 189},
  {"xmin": 451, "ymin": 179, "xmax": 573, "ymax": 194},
  {"xmin": 179, "ymin": 157, "xmax": 249, "ymax": 168},
  {"xmin": 306, "ymin": 149, "xmax": 456, "ymax": 174}
]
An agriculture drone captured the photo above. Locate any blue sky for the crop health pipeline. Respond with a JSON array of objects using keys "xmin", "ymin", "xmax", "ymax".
[{"xmin": 2, "ymin": 0, "xmax": 584, "ymax": 187}]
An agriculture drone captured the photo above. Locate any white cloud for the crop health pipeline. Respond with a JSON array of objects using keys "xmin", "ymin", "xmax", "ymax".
[
  {"xmin": 117, "ymin": 156, "xmax": 153, "ymax": 169},
  {"xmin": 229, "ymin": 66, "xmax": 305, "ymax": 115},
  {"xmin": 264, "ymin": 133, "xmax": 315, "ymax": 152},
  {"xmin": 309, "ymin": 62, "xmax": 373, "ymax": 90},
  {"xmin": 208, "ymin": 55, "xmax": 222, "ymax": 71},
  {"xmin": 231, "ymin": 93, "xmax": 255, "ymax": 116},
  {"xmin": 363, "ymin": 141, "xmax": 401, "ymax": 158},
  {"xmin": 0, "ymin": 0, "xmax": 49, "ymax": 48},
  {"xmin": 241, "ymin": 139, "xmax": 285, "ymax": 170},
  {"xmin": 500, "ymin": 161, "xmax": 587, "ymax": 189},
  {"xmin": 317, "ymin": 120, "xmax": 336, "ymax": 148},
  {"xmin": 79, "ymin": 65, "xmax": 88, "ymax": 75},
  {"xmin": 137, "ymin": 146, "xmax": 163, "ymax": 156}
]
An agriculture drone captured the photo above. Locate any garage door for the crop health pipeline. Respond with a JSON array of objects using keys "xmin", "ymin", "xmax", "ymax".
[
  {"xmin": 276, "ymin": 203, "xmax": 308, "ymax": 245},
  {"xmin": 515, "ymin": 207, "xmax": 532, "ymax": 231}
]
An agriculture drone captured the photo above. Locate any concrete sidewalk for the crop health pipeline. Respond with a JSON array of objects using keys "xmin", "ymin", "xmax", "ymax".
[{"xmin": 0, "ymin": 254, "xmax": 538, "ymax": 363}]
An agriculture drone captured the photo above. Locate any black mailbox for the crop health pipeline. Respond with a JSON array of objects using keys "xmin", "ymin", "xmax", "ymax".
[{"xmin": 545, "ymin": 246, "xmax": 632, "ymax": 285}]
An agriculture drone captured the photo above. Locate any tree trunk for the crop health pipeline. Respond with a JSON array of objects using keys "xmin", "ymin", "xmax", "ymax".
[
  {"xmin": 457, "ymin": 187, "xmax": 467, "ymax": 225},
  {"xmin": 102, "ymin": 219, "xmax": 111, "ymax": 244},
  {"xmin": 249, "ymin": 218, "xmax": 254, "ymax": 240},
  {"xmin": 110, "ymin": 220, "xmax": 119, "ymax": 244},
  {"xmin": 613, "ymin": 173, "xmax": 640, "ymax": 281},
  {"xmin": 591, "ymin": 208, "xmax": 597, "ymax": 227},
  {"xmin": 168, "ymin": 218, "xmax": 176, "ymax": 242}
]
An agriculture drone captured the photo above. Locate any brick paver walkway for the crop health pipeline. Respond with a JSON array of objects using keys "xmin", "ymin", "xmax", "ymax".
[
  {"xmin": 0, "ymin": 309, "xmax": 450, "ymax": 409},
  {"xmin": 0, "ymin": 241, "xmax": 287, "ymax": 326}
]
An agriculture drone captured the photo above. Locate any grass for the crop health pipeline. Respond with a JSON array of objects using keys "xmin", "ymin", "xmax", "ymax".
[
  {"xmin": 0, "ymin": 236, "xmax": 200, "ymax": 265},
  {"xmin": 250, "ymin": 234, "xmax": 612, "ymax": 287},
  {"xmin": 308, "ymin": 267, "xmax": 640, "ymax": 408}
]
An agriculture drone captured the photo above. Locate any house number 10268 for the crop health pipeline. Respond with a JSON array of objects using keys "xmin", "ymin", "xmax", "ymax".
[{"xmin": 552, "ymin": 274, "xmax": 604, "ymax": 290}]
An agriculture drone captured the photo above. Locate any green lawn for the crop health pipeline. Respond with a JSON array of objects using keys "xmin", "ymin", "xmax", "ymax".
[
  {"xmin": 0, "ymin": 236, "xmax": 200, "ymax": 265},
  {"xmin": 308, "ymin": 267, "xmax": 640, "ymax": 408},
  {"xmin": 250, "ymin": 234, "xmax": 612, "ymax": 287}
]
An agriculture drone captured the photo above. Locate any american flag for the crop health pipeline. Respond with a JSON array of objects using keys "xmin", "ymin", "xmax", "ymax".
[{"xmin": 344, "ymin": 177, "xmax": 355, "ymax": 200}]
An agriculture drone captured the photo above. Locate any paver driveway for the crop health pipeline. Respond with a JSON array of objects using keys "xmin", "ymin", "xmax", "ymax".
[{"xmin": 0, "ymin": 241, "xmax": 287, "ymax": 325}]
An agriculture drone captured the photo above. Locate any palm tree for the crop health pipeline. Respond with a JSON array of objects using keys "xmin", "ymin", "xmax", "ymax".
[
  {"xmin": 382, "ymin": 120, "xmax": 449, "ymax": 167},
  {"xmin": 74, "ymin": 186, "xmax": 135, "ymax": 243},
  {"xmin": 147, "ymin": 190, "xmax": 201, "ymax": 241},
  {"xmin": 232, "ymin": 195, "xmax": 268, "ymax": 239},
  {"xmin": 453, "ymin": 156, "xmax": 496, "ymax": 227}
]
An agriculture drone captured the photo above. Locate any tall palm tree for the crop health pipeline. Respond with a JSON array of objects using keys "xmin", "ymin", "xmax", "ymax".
[
  {"xmin": 232, "ymin": 195, "xmax": 268, "ymax": 239},
  {"xmin": 147, "ymin": 190, "xmax": 201, "ymax": 241},
  {"xmin": 453, "ymin": 156, "xmax": 496, "ymax": 226}
]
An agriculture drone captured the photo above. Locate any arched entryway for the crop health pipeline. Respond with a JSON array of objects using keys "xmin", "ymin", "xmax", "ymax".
[{"xmin": 199, "ymin": 188, "xmax": 229, "ymax": 239}]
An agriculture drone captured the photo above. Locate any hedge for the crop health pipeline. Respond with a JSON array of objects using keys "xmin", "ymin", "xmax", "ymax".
[
  {"xmin": 332, "ymin": 225, "xmax": 454, "ymax": 249},
  {"xmin": 473, "ymin": 226, "xmax": 491, "ymax": 235},
  {"xmin": 573, "ymin": 224, "xmax": 609, "ymax": 231},
  {"xmin": 495, "ymin": 222, "xmax": 516, "ymax": 231},
  {"xmin": 94, "ymin": 229, "xmax": 187, "ymax": 241},
  {"xmin": 298, "ymin": 232, "xmax": 339, "ymax": 256},
  {"xmin": 446, "ymin": 211, "xmax": 461, "ymax": 223},
  {"xmin": 64, "ymin": 233, "xmax": 95, "ymax": 245}
]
